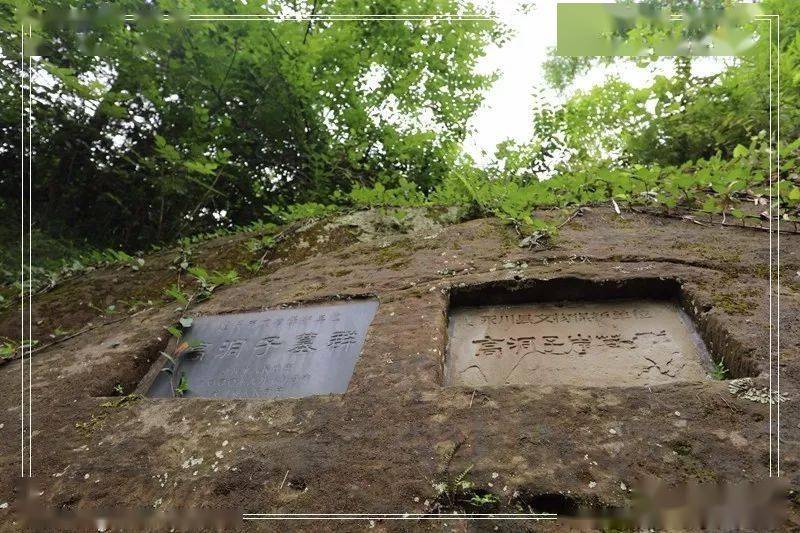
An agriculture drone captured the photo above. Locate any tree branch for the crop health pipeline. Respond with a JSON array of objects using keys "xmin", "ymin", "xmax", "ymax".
[{"xmin": 303, "ymin": 0, "xmax": 320, "ymax": 45}]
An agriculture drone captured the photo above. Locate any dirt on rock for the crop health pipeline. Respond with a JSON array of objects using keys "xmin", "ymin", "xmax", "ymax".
[{"xmin": 0, "ymin": 207, "xmax": 798, "ymax": 532}]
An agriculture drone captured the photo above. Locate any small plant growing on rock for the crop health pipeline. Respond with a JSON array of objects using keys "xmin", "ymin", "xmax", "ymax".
[
  {"xmin": 160, "ymin": 267, "xmax": 229, "ymax": 398},
  {"xmin": 245, "ymin": 235, "xmax": 276, "ymax": 253},
  {"xmin": 710, "ymin": 358, "xmax": 730, "ymax": 380},
  {"xmin": 187, "ymin": 267, "xmax": 239, "ymax": 301},
  {"xmin": 0, "ymin": 339, "xmax": 16, "ymax": 360},
  {"xmin": 430, "ymin": 463, "xmax": 500, "ymax": 514},
  {"xmin": 160, "ymin": 319, "xmax": 201, "ymax": 398},
  {"xmin": 174, "ymin": 373, "xmax": 189, "ymax": 397},
  {"xmin": 469, "ymin": 492, "xmax": 500, "ymax": 508},
  {"xmin": 163, "ymin": 268, "xmax": 238, "ymax": 314},
  {"xmin": 429, "ymin": 440, "xmax": 500, "ymax": 514},
  {"xmin": 0, "ymin": 338, "xmax": 38, "ymax": 361},
  {"xmin": 170, "ymin": 240, "xmax": 193, "ymax": 272},
  {"xmin": 164, "ymin": 285, "xmax": 190, "ymax": 306}
]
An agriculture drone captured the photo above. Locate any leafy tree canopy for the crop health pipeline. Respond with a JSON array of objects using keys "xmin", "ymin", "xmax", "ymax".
[
  {"xmin": 0, "ymin": 0, "xmax": 798, "ymax": 294},
  {"xmin": 0, "ymin": 0, "xmax": 506, "ymax": 248},
  {"xmin": 528, "ymin": 0, "xmax": 799, "ymax": 173}
]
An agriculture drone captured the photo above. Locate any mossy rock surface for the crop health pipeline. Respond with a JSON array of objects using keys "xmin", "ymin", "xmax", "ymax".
[{"xmin": 0, "ymin": 207, "xmax": 798, "ymax": 530}]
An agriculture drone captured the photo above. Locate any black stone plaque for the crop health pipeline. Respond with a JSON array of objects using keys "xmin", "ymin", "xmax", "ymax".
[{"xmin": 146, "ymin": 300, "xmax": 378, "ymax": 399}]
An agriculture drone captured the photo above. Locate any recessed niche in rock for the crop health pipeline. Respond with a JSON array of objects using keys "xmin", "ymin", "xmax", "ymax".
[
  {"xmin": 446, "ymin": 299, "xmax": 711, "ymax": 388},
  {"xmin": 145, "ymin": 300, "xmax": 378, "ymax": 399}
]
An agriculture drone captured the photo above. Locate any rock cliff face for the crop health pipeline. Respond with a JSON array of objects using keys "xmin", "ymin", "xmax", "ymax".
[{"xmin": 0, "ymin": 207, "xmax": 798, "ymax": 531}]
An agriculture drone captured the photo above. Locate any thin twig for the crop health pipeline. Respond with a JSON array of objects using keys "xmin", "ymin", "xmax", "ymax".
[
  {"xmin": 0, "ymin": 305, "xmax": 161, "ymax": 367},
  {"xmin": 715, "ymin": 393, "xmax": 741, "ymax": 414},
  {"xmin": 255, "ymin": 220, "xmax": 312, "ymax": 271},
  {"xmin": 302, "ymin": 0, "xmax": 320, "ymax": 44},
  {"xmin": 179, "ymin": 168, "xmax": 225, "ymax": 237},
  {"xmin": 25, "ymin": 311, "xmax": 147, "ymax": 358},
  {"xmin": 628, "ymin": 205, "xmax": 800, "ymax": 234},
  {"xmin": 683, "ymin": 215, "xmax": 710, "ymax": 227},
  {"xmin": 556, "ymin": 206, "xmax": 584, "ymax": 229},
  {"xmin": 217, "ymin": 36, "xmax": 240, "ymax": 103}
]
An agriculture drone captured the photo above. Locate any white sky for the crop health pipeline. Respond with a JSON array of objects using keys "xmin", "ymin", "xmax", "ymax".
[{"xmin": 464, "ymin": 0, "xmax": 729, "ymax": 165}]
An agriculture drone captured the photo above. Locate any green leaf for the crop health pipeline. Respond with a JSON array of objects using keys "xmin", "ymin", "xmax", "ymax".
[
  {"xmin": 159, "ymin": 351, "xmax": 176, "ymax": 367},
  {"xmin": 164, "ymin": 285, "xmax": 188, "ymax": 305},
  {"xmin": 175, "ymin": 373, "xmax": 189, "ymax": 396},
  {"xmin": 165, "ymin": 325, "xmax": 182, "ymax": 339}
]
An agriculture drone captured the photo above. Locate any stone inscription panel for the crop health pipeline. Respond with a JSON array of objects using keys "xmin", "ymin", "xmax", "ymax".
[
  {"xmin": 447, "ymin": 300, "xmax": 710, "ymax": 388},
  {"xmin": 147, "ymin": 300, "xmax": 379, "ymax": 399}
]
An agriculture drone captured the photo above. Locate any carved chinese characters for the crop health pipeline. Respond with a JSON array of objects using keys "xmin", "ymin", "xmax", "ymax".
[
  {"xmin": 147, "ymin": 300, "xmax": 379, "ymax": 398},
  {"xmin": 446, "ymin": 300, "xmax": 710, "ymax": 387}
]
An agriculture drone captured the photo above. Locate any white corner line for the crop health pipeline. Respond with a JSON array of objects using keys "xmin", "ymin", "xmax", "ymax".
[
  {"xmin": 28, "ymin": 23, "xmax": 34, "ymax": 478},
  {"xmin": 19, "ymin": 22, "xmax": 25, "ymax": 479}
]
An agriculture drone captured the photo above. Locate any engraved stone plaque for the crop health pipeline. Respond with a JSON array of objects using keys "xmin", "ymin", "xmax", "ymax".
[
  {"xmin": 447, "ymin": 300, "xmax": 711, "ymax": 388},
  {"xmin": 146, "ymin": 300, "xmax": 379, "ymax": 398}
]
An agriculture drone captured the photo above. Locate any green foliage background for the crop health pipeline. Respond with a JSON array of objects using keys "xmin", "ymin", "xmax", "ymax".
[
  {"xmin": 0, "ymin": 0, "xmax": 798, "ymax": 292},
  {"xmin": 0, "ymin": 0, "xmax": 504, "ymax": 250}
]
